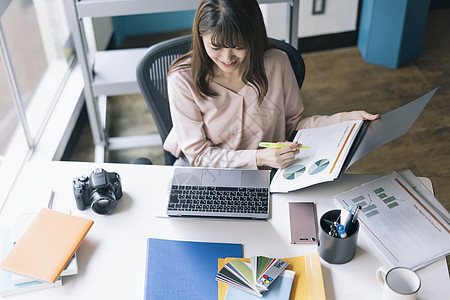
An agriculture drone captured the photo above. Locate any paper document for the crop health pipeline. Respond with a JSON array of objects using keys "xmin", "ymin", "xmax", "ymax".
[
  {"xmin": 334, "ymin": 171, "xmax": 450, "ymax": 270},
  {"xmin": 270, "ymin": 88, "xmax": 438, "ymax": 193},
  {"xmin": 270, "ymin": 120, "xmax": 363, "ymax": 193}
]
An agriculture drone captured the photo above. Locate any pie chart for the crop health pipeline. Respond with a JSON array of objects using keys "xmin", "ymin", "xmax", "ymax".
[
  {"xmin": 308, "ymin": 159, "xmax": 330, "ymax": 175},
  {"xmin": 283, "ymin": 165, "xmax": 306, "ymax": 180}
]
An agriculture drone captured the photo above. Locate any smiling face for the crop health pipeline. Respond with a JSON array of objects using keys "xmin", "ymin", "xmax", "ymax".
[{"xmin": 202, "ymin": 33, "xmax": 248, "ymax": 77}]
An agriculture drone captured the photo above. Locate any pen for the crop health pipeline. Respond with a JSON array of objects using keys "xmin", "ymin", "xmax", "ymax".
[
  {"xmin": 351, "ymin": 206, "xmax": 361, "ymax": 224},
  {"xmin": 258, "ymin": 142, "xmax": 311, "ymax": 149},
  {"xmin": 348, "ymin": 205, "xmax": 361, "ymax": 233},
  {"xmin": 346, "ymin": 205, "xmax": 354, "ymax": 227}
]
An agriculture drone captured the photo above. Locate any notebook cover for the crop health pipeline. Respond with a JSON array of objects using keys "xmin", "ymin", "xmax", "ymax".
[
  {"xmin": 0, "ymin": 229, "xmax": 63, "ymax": 297},
  {"xmin": 341, "ymin": 87, "xmax": 438, "ymax": 173},
  {"xmin": 0, "ymin": 208, "xmax": 93, "ymax": 283},
  {"xmin": 144, "ymin": 238, "xmax": 242, "ymax": 300},
  {"xmin": 11, "ymin": 212, "xmax": 79, "ymax": 285}
]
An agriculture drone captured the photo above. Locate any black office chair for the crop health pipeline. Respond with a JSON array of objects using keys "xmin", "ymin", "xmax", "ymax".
[{"xmin": 136, "ymin": 35, "xmax": 305, "ymax": 165}]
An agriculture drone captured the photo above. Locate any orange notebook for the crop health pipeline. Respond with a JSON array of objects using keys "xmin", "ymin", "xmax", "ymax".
[{"xmin": 0, "ymin": 208, "xmax": 93, "ymax": 283}]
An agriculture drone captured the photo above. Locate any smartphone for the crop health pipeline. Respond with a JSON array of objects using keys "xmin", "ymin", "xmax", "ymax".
[{"xmin": 289, "ymin": 202, "xmax": 318, "ymax": 244}]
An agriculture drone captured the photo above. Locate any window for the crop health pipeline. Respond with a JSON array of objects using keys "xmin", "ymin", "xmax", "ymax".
[
  {"xmin": 0, "ymin": 0, "xmax": 74, "ymax": 207},
  {"xmin": 0, "ymin": 56, "xmax": 20, "ymax": 158}
]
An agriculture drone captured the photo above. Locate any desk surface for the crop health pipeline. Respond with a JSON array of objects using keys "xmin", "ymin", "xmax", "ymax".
[{"xmin": 0, "ymin": 161, "xmax": 448, "ymax": 300}]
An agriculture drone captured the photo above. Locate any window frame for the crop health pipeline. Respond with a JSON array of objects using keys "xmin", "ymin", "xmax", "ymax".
[{"xmin": 0, "ymin": 0, "xmax": 83, "ymax": 211}]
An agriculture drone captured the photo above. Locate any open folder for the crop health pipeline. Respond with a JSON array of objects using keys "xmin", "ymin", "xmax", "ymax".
[{"xmin": 270, "ymin": 88, "xmax": 438, "ymax": 193}]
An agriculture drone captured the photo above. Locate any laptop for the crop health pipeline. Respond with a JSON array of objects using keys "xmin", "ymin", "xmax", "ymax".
[{"xmin": 167, "ymin": 168, "xmax": 271, "ymax": 220}]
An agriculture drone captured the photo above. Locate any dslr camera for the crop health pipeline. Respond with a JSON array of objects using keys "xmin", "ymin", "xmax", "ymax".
[{"xmin": 72, "ymin": 168, "xmax": 123, "ymax": 214}]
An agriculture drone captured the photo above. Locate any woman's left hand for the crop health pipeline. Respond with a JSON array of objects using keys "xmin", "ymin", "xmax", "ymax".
[{"xmin": 340, "ymin": 111, "xmax": 379, "ymax": 122}]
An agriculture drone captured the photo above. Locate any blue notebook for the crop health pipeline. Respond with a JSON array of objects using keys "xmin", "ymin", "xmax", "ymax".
[{"xmin": 144, "ymin": 238, "xmax": 242, "ymax": 300}]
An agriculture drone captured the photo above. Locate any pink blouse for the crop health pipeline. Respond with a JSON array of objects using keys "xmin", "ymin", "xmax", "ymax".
[{"xmin": 163, "ymin": 48, "xmax": 341, "ymax": 169}]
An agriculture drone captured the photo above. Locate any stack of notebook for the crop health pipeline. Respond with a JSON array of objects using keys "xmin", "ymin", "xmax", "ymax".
[{"xmin": 0, "ymin": 209, "xmax": 93, "ymax": 297}]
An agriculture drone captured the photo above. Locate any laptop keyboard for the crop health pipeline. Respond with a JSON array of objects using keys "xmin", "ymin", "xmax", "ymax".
[{"xmin": 167, "ymin": 185, "xmax": 269, "ymax": 215}]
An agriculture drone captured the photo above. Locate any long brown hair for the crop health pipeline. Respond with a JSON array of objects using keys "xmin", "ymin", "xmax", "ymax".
[{"xmin": 169, "ymin": 0, "xmax": 270, "ymax": 105}]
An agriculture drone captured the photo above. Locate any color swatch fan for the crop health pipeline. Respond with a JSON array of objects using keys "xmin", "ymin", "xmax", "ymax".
[{"xmin": 216, "ymin": 256, "xmax": 289, "ymax": 297}]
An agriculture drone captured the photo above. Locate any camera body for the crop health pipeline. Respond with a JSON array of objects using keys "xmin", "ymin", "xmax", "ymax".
[{"xmin": 73, "ymin": 168, "xmax": 122, "ymax": 214}]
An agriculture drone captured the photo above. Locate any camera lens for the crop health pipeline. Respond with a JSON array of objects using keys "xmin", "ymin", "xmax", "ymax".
[
  {"xmin": 90, "ymin": 189, "xmax": 117, "ymax": 214},
  {"xmin": 96, "ymin": 199, "xmax": 111, "ymax": 208}
]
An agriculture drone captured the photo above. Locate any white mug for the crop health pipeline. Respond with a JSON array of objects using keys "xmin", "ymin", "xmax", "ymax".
[{"xmin": 376, "ymin": 266, "xmax": 421, "ymax": 300}]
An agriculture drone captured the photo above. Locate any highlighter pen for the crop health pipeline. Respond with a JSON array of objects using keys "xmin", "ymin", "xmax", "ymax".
[{"xmin": 258, "ymin": 142, "xmax": 311, "ymax": 149}]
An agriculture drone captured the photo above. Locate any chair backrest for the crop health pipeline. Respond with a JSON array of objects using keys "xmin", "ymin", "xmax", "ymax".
[
  {"xmin": 136, "ymin": 35, "xmax": 305, "ymax": 165},
  {"xmin": 136, "ymin": 35, "xmax": 192, "ymax": 165},
  {"xmin": 268, "ymin": 38, "xmax": 305, "ymax": 88}
]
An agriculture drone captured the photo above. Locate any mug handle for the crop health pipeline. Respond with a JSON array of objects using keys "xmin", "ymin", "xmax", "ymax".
[{"xmin": 376, "ymin": 266, "xmax": 389, "ymax": 287}]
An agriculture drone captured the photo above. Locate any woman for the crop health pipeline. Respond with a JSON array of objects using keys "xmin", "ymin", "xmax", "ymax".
[{"xmin": 163, "ymin": 0, "xmax": 378, "ymax": 169}]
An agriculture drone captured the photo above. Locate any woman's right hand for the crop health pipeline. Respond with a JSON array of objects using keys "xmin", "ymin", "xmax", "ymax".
[{"xmin": 256, "ymin": 142, "xmax": 301, "ymax": 169}]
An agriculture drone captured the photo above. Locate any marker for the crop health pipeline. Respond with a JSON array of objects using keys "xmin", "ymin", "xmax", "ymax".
[
  {"xmin": 340, "ymin": 208, "xmax": 351, "ymax": 229},
  {"xmin": 337, "ymin": 224, "xmax": 347, "ymax": 238},
  {"xmin": 258, "ymin": 142, "xmax": 310, "ymax": 149}
]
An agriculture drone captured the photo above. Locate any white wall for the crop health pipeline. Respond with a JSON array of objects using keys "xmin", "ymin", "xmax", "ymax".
[
  {"xmin": 260, "ymin": 3, "xmax": 288, "ymax": 40},
  {"xmin": 92, "ymin": 0, "xmax": 360, "ymax": 48},
  {"xmin": 261, "ymin": 0, "xmax": 359, "ymax": 40}
]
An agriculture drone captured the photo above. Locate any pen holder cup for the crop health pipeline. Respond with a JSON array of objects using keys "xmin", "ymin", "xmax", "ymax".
[{"xmin": 318, "ymin": 209, "xmax": 359, "ymax": 264}]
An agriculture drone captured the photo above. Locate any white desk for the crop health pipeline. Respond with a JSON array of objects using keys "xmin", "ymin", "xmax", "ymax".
[{"xmin": 1, "ymin": 161, "xmax": 448, "ymax": 299}]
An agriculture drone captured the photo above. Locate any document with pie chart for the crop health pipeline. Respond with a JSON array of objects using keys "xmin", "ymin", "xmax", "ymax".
[
  {"xmin": 270, "ymin": 120, "xmax": 364, "ymax": 193},
  {"xmin": 270, "ymin": 88, "xmax": 438, "ymax": 193}
]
